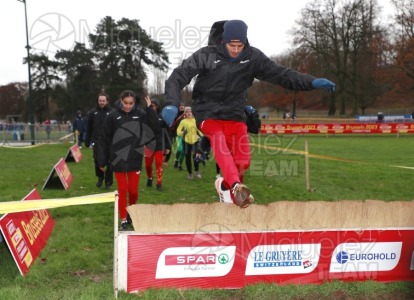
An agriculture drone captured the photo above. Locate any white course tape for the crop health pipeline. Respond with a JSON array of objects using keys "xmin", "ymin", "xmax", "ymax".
[{"xmin": 251, "ymin": 143, "xmax": 414, "ymax": 170}]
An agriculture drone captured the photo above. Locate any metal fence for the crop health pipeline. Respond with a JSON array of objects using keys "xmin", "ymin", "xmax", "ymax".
[
  {"xmin": 2, "ymin": 116, "xmax": 413, "ymax": 146},
  {"xmin": 1, "ymin": 123, "xmax": 75, "ymax": 146}
]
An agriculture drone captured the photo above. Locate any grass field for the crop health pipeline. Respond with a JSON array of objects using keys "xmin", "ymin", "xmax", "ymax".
[{"xmin": 0, "ymin": 134, "xmax": 413, "ymax": 299}]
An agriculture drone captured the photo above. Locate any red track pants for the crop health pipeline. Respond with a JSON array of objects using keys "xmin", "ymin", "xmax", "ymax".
[
  {"xmin": 200, "ymin": 119, "xmax": 250, "ymax": 189},
  {"xmin": 145, "ymin": 150, "xmax": 164, "ymax": 185},
  {"xmin": 115, "ymin": 171, "xmax": 140, "ymax": 219}
]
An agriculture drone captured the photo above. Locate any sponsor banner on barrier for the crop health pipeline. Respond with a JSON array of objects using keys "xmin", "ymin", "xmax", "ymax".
[
  {"xmin": 0, "ymin": 189, "xmax": 55, "ymax": 275},
  {"xmin": 118, "ymin": 229, "xmax": 414, "ymax": 293},
  {"xmin": 260, "ymin": 123, "xmax": 414, "ymax": 134},
  {"xmin": 42, "ymin": 158, "xmax": 73, "ymax": 190},
  {"xmin": 156, "ymin": 246, "xmax": 236, "ymax": 279},
  {"xmin": 245, "ymin": 243, "xmax": 320, "ymax": 275},
  {"xmin": 330, "ymin": 242, "xmax": 402, "ymax": 273},
  {"xmin": 124, "ymin": 233, "xmax": 245, "ymax": 291},
  {"xmin": 65, "ymin": 144, "xmax": 82, "ymax": 163}
]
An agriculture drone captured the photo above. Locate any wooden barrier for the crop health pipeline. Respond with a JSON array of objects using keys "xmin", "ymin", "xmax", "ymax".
[{"xmin": 113, "ymin": 200, "xmax": 414, "ymax": 296}]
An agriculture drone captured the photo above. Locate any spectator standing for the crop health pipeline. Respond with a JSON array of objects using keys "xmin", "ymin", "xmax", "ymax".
[
  {"xmin": 73, "ymin": 110, "xmax": 87, "ymax": 148},
  {"xmin": 377, "ymin": 112, "xmax": 384, "ymax": 123},
  {"xmin": 171, "ymin": 104, "xmax": 186, "ymax": 170},
  {"xmin": 66, "ymin": 120, "xmax": 72, "ymax": 133},
  {"xmin": 44, "ymin": 120, "xmax": 52, "ymax": 140},
  {"xmin": 144, "ymin": 98, "xmax": 171, "ymax": 191},
  {"xmin": 291, "ymin": 112, "xmax": 296, "ymax": 122},
  {"xmin": 176, "ymin": 107, "xmax": 204, "ymax": 179},
  {"xmin": 85, "ymin": 92, "xmax": 114, "ymax": 189}
]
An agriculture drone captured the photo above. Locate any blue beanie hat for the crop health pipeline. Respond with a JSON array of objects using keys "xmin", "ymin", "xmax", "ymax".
[{"xmin": 222, "ymin": 20, "xmax": 248, "ymax": 44}]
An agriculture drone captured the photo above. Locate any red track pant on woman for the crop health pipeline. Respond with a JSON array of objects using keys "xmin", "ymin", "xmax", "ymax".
[
  {"xmin": 145, "ymin": 150, "xmax": 164, "ymax": 185},
  {"xmin": 115, "ymin": 171, "xmax": 140, "ymax": 219},
  {"xmin": 200, "ymin": 119, "xmax": 250, "ymax": 189}
]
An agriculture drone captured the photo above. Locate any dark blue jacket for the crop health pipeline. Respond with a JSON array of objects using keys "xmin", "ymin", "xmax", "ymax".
[{"xmin": 73, "ymin": 114, "xmax": 87, "ymax": 134}]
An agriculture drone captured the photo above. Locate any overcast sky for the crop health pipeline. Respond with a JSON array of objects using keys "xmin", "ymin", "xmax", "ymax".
[{"xmin": 1, "ymin": 0, "xmax": 395, "ymax": 86}]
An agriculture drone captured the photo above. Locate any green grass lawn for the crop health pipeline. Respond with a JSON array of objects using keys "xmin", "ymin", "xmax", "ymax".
[{"xmin": 0, "ymin": 135, "xmax": 413, "ymax": 299}]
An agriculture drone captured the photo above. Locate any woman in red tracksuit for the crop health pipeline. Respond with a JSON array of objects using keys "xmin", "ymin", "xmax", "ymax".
[
  {"xmin": 144, "ymin": 98, "xmax": 171, "ymax": 191},
  {"xmin": 98, "ymin": 90, "xmax": 160, "ymax": 230}
]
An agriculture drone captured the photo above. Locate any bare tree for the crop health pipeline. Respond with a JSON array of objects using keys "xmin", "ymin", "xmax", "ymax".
[
  {"xmin": 392, "ymin": 0, "xmax": 414, "ymax": 39},
  {"xmin": 293, "ymin": 0, "xmax": 386, "ymax": 115},
  {"xmin": 345, "ymin": 0, "xmax": 385, "ymax": 115},
  {"xmin": 391, "ymin": 0, "xmax": 414, "ymax": 81},
  {"xmin": 149, "ymin": 68, "xmax": 167, "ymax": 95}
]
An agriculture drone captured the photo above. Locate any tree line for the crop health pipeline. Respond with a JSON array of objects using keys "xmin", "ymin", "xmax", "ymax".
[
  {"xmin": 0, "ymin": 0, "xmax": 413, "ymax": 123},
  {"xmin": 0, "ymin": 16, "xmax": 169, "ymax": 123},
  {"xmin": 244, "ymin": 0, "xmax": 413, "ymax": 116}
]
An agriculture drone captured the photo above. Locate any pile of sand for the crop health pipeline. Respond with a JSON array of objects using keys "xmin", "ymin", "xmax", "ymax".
[{"xmin": 127, "ymin": 200, "xmax": 414, "ymax": 233}]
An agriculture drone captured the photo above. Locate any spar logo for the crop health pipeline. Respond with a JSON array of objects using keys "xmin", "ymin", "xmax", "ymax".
[
  {"xmin": 330, "ymin": 242, "xmax": 402, "ymax": 273},
  {"xmin": 156, "ymin": 246, "xmax": 235, "ymax": 279},
  {"xmin": 218, "ymin": 253, "xmax": 230, "ymax": 264},
  {"xmin": 165, "ymin": 254, "xmax": 217, "ymax": 265},
  {"xmin": 164, "ymin": 253, "xmax": 229, "ymax": 266},
  {"xmin": 245, "ymin": 244, "xmax": 321, "ymax": 275}
]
